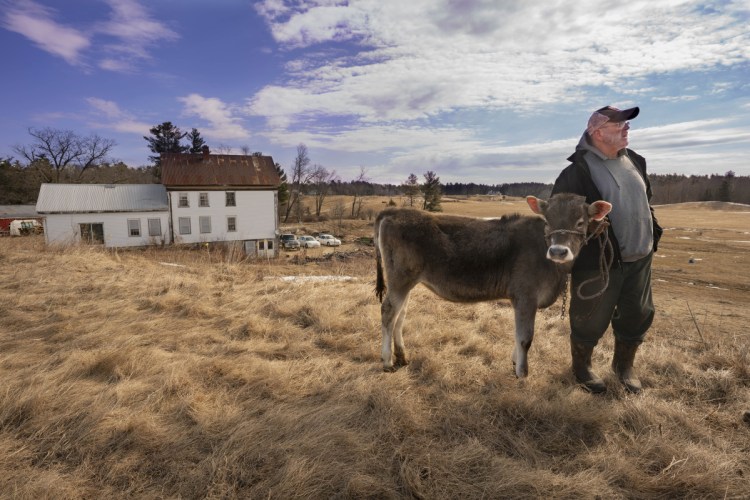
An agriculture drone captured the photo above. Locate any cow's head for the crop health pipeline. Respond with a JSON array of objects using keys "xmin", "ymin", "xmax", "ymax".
[{"xmin": 527, "ymin": 193, "xmax": 612, "ymax": 264}]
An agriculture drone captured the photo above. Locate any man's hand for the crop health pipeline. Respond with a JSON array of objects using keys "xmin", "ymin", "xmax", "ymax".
[{"xmin": 588, "ymin": 218, "xmax": 609, "ymax": 238}]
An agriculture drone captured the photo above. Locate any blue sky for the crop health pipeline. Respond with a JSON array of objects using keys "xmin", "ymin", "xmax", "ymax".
[{"xmin": 2, "ymin": 0, "xmax": 749, "ymax": 185}]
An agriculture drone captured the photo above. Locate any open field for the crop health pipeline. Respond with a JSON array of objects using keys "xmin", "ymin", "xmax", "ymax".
[{"xmin": 1, "ymin": 197, "xmax": 749, "ymax": 498}]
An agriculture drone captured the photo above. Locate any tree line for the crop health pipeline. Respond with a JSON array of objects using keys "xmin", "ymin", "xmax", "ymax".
[{"xmin": 2, "ymin": 127, "xmax": 749, "ymax": 209}]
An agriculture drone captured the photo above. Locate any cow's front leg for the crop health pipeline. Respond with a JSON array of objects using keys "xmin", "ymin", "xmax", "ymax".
[{"xmin": 511, "ymin": 300, "xmax": 536, "ymax": 378}]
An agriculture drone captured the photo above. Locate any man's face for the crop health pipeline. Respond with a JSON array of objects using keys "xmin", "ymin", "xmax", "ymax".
[{"xmin": 597, "ymin": 121, "xmax": 630, "ymax": 150}]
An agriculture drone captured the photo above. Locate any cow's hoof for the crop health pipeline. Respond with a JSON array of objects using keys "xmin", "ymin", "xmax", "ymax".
[
  {"xmin": 383, "ymin": 365, "xmax": 397, "ymax": 373},
  {"xmin": 394, "ymin": 357, "xmax": 409, "ymax": 368}
]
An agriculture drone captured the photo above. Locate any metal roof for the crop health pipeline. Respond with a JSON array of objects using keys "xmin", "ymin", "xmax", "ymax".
[
  {"xmin": 160, "ymin": 152, "xmax": 280, "ymax": 188},
  {"xmin": 0, "ymin": 205, "xmax": 40, "ymax": 218},
  {"xmin": 35, "ymin": 184, "xmax": 168, "ymax": 213}
]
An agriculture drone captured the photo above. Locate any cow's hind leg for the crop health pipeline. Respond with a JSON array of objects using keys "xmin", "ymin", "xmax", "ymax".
[
  {"xmin": 511, "ymin": 300, "xmax": 537, "ymax": 378},
  {"xmin": 381, "ymin": 290, "xmax": 409, "ymax": 371},
  {"xmin": 392, "ymin": 294, "xmax": 410, "ymax": 368}
]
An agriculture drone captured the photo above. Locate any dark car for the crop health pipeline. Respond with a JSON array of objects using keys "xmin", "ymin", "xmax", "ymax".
[{"xmin": 280, "ymin": 233, "xmax": 301, "ymax": 250}]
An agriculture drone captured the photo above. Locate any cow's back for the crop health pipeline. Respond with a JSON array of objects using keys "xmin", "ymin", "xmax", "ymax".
[{"xmin": 375, "ymin": 208, "xmax": 561, "ymax": 304}]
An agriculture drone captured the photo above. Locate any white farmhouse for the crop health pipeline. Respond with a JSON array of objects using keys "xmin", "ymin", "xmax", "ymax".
[
  {"xmin": 36, "ymin": 183, "xmax": 170, "ymax": 247},
  {"xmin": 160, "ymin": 148, "xmax": 280, "ymax": 257},
  {"xmin": 34, "ymin": 148, "xmax": 281, "ymax": 256}
]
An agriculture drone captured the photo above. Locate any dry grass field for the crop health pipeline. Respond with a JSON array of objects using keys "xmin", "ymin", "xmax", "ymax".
[{"xmin": 1, "ymin": 196, "xmax": 749, "ymax": 499}]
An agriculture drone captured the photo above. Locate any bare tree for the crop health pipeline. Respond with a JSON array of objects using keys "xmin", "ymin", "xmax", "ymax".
[
  {"xmin": 350, "ymin": 167, "xmax": 370, "ymax": 219},
  {"xmin": 310, "ymin": 164, "xmax": 338, "ymax": 217},
  {"xmin": 215, "ymin": 143, "xmax": 233, "ymax": 154},
  {"xmin": 13, "ymin": 127, "xmax": 116, "ymax": 182},
  {"xmin": 285, "ymin": 144, "xmax": 313, "ymax": 222}
]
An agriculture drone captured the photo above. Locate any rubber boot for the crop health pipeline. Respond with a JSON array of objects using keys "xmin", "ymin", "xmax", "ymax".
[
  {"xmin": 571, "ymin": 340, "xmax": 606, "ymax": 394},
  {"xmin": 612, "ymin": 339, "xmax": 642, "ymax": 394}
]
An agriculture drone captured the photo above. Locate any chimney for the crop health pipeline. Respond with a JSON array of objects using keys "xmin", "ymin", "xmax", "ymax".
[{"xmin": 202, "ymin": 145, "xmax": 210, "ymax": 158}]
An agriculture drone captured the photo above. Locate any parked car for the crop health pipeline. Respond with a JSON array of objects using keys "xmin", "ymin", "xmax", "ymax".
[
  {"xmin": 316, "ymin": 233, "xmax": 341, "ymax": 246},
  {"xmin": 280, "ymin": 233, "xmax": 301, "ymax": 250},
  {"xmin": 298, "ymin": 235, "xmax": 321, "ymax": 248}
]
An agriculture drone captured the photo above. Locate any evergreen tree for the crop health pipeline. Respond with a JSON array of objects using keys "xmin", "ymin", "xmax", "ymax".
[
  {"xmin": 143, "ymin": 122, "xmax": 189, "ymax": 174},
  {"xmin": 275, "ymin": 162, "xmax": 289, "ymax": 217},
  {"xmin": 187, "ymin": 128, "xmax": 206, "ymax": 153},
  {"xmin": 421, "ymin": 170, "xmax": 442, "ymax": 212},
  {"xmin": 402, "ymin": 173, "xmax": 420, "ymax": 207}
]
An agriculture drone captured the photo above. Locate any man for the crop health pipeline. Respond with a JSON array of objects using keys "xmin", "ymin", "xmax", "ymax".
[{"xmin": 552, "ymin": 105, "xmax": 662, "ymax": 394}]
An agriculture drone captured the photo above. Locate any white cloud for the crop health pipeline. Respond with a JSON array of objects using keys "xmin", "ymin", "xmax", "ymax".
[
  {"xmin": 2, "ymin": 0, "xmax": 178, "ymax": 73},
  {"xmin": 95, "ymin": 0, "xmax": 179, "ymax": 71},
  {"xmin": 2, "ymin": 0, "xmax": 90, "ymax": 65},
  {"xmin": 85, "ymin": 97, "xmax": 152, "ymax": 135},
  {"xmin": 250, "ymin": 1, "xmax": 750, "ymax": 126},
  {"xmin": 178, "ymin": 94, "xmax": 251, "ymax": 141}
]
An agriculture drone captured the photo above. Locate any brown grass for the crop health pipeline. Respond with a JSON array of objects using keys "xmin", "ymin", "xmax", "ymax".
[{"xmin": 1, "ymin": 197, "xmax": 749, "ymax": 499}]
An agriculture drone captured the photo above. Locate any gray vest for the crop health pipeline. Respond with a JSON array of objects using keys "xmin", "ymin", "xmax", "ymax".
[{"xmin": 580, "ymin": 141, "xmax": 653, "ymax": 262}]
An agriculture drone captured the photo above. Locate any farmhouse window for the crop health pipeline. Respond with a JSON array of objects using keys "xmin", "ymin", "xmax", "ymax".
[
  {"xmin": 179, "ymin": 217, "xmax": 191, "ymax": 235},
  {"xmin": 227, "ymin": 216, "xmax": 237, "ymax": 232},
  {"xmin": 226, "ymin": 192, "xmax": 236, "ymax": 207},
  {"xmin": 178, "ymin": 193, "xmax": 189, "ymax": 207},
  {"xmin": 199, "ymin": 216, "xmax": 211, "ymax": 234},
  {"xmin": 199, "ymin": 192, "xmax": 209, "ymax": 207},
  {"xmin": 127, "ymin": 219, "xmax": 141, "ymax": 237},
  {"xmin": 148, "ymin": 218, "xmax": 162, "ymax": 236}
]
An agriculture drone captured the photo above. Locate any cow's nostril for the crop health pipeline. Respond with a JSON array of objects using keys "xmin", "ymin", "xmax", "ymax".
[{"xmin": 549, "ymin": 246, "xmax": 569, "ymax": 257}]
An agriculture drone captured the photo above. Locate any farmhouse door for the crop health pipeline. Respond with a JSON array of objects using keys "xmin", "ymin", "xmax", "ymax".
[
  {"xmin": 257, "ymin": 239, "xmax": 275, "ymax": 258},
  {"xmin": 80, "ymin": 223, "xmax": 104, "ymax": 244}
]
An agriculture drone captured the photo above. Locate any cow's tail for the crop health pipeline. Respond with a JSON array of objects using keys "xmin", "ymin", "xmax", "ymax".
[{"xmin": 374, "ymin": 215, "xmax": 386, "ymax": 303}]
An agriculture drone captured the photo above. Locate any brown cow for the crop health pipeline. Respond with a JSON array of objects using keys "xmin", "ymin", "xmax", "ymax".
[{"xmin": 374, "ymin": 193, "xmax": 612, "ymax": 378}]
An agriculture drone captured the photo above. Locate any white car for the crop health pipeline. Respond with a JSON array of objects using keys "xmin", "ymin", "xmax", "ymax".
[
  {"xmin": 298, "ymin": 235, "xmax": 321, "ymax": 248},
  {"xmin": 316, "ymin": 233, "xmax": 341, "ymax": 246}
]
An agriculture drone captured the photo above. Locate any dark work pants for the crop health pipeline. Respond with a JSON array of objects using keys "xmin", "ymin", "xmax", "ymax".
[{"xmin": 569, "ymin": 252, "xmax": 654, "ymax": 346}]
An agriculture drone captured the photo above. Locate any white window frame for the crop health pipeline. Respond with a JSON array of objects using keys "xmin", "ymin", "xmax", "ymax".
[
  {"xmin": 178, "ymin": 193, "xmax": 189, "ymax": 208},
  {"xmin": 178, "ymin": 217, "xmax": 191, "ymax": 235},
  {"xmin": 199, "ymin": 192, "xmax": 209, "ymax": 207},
  {"xmin": 227, "ymin": 216, "xmax": 237, "ymax": 232},
  {"xmin": 148, "ymin": 218, "xmax": 162, "ymax": 237},
  {"xmin": 127, "ymin": 218, "xmax": 141, "ymax": 237},
  {"xmin": 199, "ymin": 216, "xmax": 211, "ymax": 234},
  {"xmin": 226, "ymin": 192, "xmax": 236, "ymax": 207}
]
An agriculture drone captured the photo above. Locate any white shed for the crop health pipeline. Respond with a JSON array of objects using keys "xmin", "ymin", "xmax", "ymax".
[{"xmin": 36, "ymin": 184, "xmax": 170, "ymax": 248}]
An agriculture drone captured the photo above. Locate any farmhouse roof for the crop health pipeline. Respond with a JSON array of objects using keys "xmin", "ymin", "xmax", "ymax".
[
  {"xmin": 35, "ymin": 184, "xmax": 168, "ymax": 214},
  {"xmin": 160, "ymin": 151, "xmax": 280, "ymax": 188}
]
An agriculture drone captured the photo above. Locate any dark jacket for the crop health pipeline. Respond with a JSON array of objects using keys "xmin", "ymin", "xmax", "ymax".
[{"xmin": 551, "ymin": 148, "xmax": 663, "ymax": 272}]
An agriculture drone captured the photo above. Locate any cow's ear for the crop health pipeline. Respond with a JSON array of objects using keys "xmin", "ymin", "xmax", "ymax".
[
  {"xmin": 526, "ymin": 196, "xmax": 548, "ymax": 215},
  {"xmin": 589, "ymin": 200, "xmax": 612, "ymax": 221}
]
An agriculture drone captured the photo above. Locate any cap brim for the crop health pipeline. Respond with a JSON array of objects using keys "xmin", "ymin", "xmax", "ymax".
[
  {"xmin": 619, "ymin": 106, "xmax": 639, "ymax": 120},
  {"xmin": 599, "ymin": 106, "xmax": 639, "ymax": 122}
]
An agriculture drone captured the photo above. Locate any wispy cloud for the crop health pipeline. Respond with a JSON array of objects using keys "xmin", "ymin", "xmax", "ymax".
[
  {"xmin": 250, "ymin": 0, "xmax": 750, "ymax": 127},
  {"xmin": 94, "ymin": 0, "xmax": 179, "ymax": 72},
  {"xmin": 178, "ymin": 94, "xmax": 251, "ymax": 141},
  {"xmin": 1, "ymin": 0, "xmax": 178, "ymax": 73},
  {"xmin": 86, "ymin": 97, "xmax": 152, "ymax": 135},
  {"xmin": 2, "ymin": 0, "xmax": 90, "ymax": 65}
]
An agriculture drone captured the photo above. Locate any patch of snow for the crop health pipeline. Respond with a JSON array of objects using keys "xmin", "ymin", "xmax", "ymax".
[{"xmin": 268, "ymin": 275, "xmax": 357, "ymax": 283}]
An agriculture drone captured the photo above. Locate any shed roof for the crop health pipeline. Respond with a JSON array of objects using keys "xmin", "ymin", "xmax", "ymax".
[
  {"xmin": 0, "ymin": 205, "xmax": 40, "ymax": 218},
  {"xmin": 35, "ymin": 184, "xmax": 168, "ymax": 213},
  {"xmin": 160, "ymin": 152, "xmax": 280, "ymax": 188}
]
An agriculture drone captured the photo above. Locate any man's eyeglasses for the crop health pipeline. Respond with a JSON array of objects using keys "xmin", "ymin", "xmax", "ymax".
[{"xmin": 602, "ymin": 121, "xmax": 629, "ymax": 130}]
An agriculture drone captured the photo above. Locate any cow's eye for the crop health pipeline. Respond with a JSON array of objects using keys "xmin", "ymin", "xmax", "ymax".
[{"xmin": 576, "ymin": 219, "xmax": 585, "ymax": 229}]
